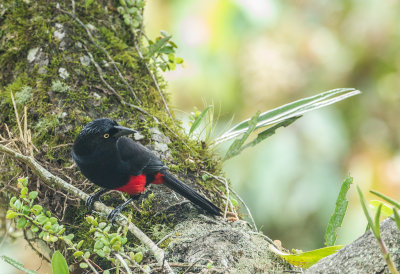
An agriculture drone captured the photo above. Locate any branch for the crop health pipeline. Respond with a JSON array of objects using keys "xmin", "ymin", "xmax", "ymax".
[{"xmin": 0, "ymin": 144, "xmax": 174, "ymax": 273}]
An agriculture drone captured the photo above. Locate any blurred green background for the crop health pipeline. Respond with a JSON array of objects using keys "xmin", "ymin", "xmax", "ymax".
[{"xmin": 145, "ymin": 0, "xmax": 400, "ymax": 250}]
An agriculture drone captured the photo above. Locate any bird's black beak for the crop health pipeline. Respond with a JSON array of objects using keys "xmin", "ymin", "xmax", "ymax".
[{"xmin": 113, "ymin": 126, "xmax": 137, "ymax": 138}]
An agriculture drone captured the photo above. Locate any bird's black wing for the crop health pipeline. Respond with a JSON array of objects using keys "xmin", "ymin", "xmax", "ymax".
[{"xmin": 117, "ymin": 137, "xmax": 167, "ymax": 175}]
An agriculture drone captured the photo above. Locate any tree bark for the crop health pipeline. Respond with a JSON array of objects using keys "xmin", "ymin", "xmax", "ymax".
[{"xmin": 0, "ymin": 1, "xmax": 294, "ymax": 272}]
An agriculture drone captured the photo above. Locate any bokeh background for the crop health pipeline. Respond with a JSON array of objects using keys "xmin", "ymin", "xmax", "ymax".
[{"xmin": 145, "ymin": 0, "xmax": 400, "ymax": 250}]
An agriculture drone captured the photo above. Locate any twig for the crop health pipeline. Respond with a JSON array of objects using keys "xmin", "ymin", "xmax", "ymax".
[
  {"xmin": 10, "ymin": 92, "xmax": 25, "ymax": 149},
  {"xmin": 202, "ymin": 171, "xmax": 230, "ymax": 219},
  {"xmin": 84, "ymin": 46, "xmax": 149, "ymax": 116},
  {"xmin": 204, "ymin": 171, "xmax": 257, "ymax": 232},
  {"xmin": 121, "ymin": 253, "xmax": 150, "ymax": 274},
  {"xmin": 156, "ymin": 232, "xmax": 174, "ymax": 246},
  {"xmin": 115, "ymin": 253, "xmax": 131, "ymax": 274},
  {"xmin": 134, "ymin": 43, "xmax": 172, "ymax": 118},
  {"xmin": 118, "ymin": 1, "xmax": 171, "ymax": 118},
  {"xmin": 57, "ymin": 6, "xmax": 141, "ymax": 104},
  {"xmin": 0, "ymin": 144, "xmax": 174, "ymax": 274},
  {"xmin": 228, "ymin": 185, "xmax": 257, "ymax": 232},
  {"xmin": 248, "ymin": 231, "xmax": 280, "ymax": 250},
  {"xmin": 182, "ymin": 255, "xmax": 205, "ymax": 274}
]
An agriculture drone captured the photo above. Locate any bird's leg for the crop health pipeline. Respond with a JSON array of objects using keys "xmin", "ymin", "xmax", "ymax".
[
  {"xmin": 108, "ymin": 195, "xmax": 140, "ymax": 224},
  {"xmin": 86, "ymin": 188, "xmax": 109, "ymax": 211}
]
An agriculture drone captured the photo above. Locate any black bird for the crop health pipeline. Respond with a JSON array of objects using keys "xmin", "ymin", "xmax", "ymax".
[{"xmin": 72, "ymin": 118, "xmax": 221, "ymax": 222}]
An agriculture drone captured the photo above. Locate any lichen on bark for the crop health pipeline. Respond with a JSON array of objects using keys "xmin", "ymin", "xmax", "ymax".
[{"xmin": 0, "ymin": 0, "xmax": 295, "ymax": 272}]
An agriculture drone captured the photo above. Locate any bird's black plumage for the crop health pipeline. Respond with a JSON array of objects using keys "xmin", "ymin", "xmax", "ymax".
[{"xmin": 72, "ymin": 118, "xmax": 221, "ymax": 222}]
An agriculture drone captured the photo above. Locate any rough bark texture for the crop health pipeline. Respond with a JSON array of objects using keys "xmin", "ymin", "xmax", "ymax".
[
  {"xmin": 307, "ymin": 218, "xmax": 400, "ymax": 273},
  {"xmin": 0, "ymin": 1, "xmax": 294, "ymax": 272}
]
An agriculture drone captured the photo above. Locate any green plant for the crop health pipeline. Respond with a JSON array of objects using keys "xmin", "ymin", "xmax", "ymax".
[
  {"xmin": 325, "ymin": 176, "xmax": 353, "ymax": 246},
  {"xmin": 5, "ymin": 177, "xmax": 150, "ymax": 273},
  {"xmin": 215, "ymin": 88, "xmax": 361, "ymax": 160},
  {"xmin": 145, "ymin": 30, "xmax": 184, "ymax": 71},
  {"xmin": 357, "ymin": 186, "xmax": 399, "ymax": 274}
]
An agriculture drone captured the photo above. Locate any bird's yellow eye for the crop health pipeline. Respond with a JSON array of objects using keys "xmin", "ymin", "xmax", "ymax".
[{"xmin": 104, "ymin": 133, "xmax": 110, "ymax": 138}]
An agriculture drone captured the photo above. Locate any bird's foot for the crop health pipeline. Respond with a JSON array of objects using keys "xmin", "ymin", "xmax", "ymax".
[
  {"xmin": 85, "ymin": 194, "xmax": 98, "ymax": 212},
  {"xmin": 107, "ymin": 206, "xmax": 124, "ymax": 225},
  {"xmin": 85, "ymin": 189, "xmax": 108, "ymax": 212}
]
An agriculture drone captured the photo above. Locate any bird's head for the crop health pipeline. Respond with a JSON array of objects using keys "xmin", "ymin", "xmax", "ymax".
[{"xmin": 72, "ymin": 118, "xmax": 136, "ymax": 156}]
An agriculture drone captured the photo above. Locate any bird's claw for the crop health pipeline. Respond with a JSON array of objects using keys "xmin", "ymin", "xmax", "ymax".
[
  {"xmin": 85, "ymin": 196, "xmax": 96, "ymax": 211},
  {"xmin": 107, "ymin": 206, "xmax": 123, "ymax": 225}
]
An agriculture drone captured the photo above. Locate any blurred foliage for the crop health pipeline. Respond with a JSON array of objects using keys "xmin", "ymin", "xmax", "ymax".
[{"xmin": 145, "ymin": 0, "xmax": 400, "ymax": 249}]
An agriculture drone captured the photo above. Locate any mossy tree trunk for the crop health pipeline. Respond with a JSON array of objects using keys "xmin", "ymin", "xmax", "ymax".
[{"xmin": 0, "ymin": 1, "xmax": 295, "ymax": 272}]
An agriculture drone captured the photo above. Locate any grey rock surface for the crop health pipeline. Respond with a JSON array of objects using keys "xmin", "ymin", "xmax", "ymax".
[{"xmin": 307, "ymin": 218, "xmax": 400, "ymax": 274}]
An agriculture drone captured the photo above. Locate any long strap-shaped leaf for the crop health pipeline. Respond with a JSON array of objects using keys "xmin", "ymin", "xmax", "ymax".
[{"xmin": 214, "ymin": 88, "xmax": 361, "ymax": 145}]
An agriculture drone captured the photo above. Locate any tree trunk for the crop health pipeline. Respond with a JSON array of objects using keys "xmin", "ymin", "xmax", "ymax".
[{"xmin": 0, "ymin": 1, "xmax": 294, "ymax": 272}]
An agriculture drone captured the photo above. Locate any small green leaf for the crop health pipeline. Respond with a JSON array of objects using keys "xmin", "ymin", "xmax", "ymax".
[
  {"xmin": 6, "ymin": 210, "xmax": 18, "ymax": 219},
  {"xmin": 31, "ymin": 204, "xmax": 43, "ymax": 214},
  {"xmin": 79, "ymin": 262, "xmax": 88, "ymax": 269},
  {"xmin": 18, "ymin": 177, "xmax": 28, "ymax": 187},
  {"xmin": 147, "ymin": 35, "xmax": 171, "ymax": 57},
  {"xmin": 65, "ymin": 233, "xmax": 74, "ymax": 241},
  {"xmin": 73, "ymin": 251, "xmax": 84, "ymax": 258},
  {"xmin": 36, "ymin": 214, "xmax": 48, "ymax": 225},
  {"xmin": 94, "ymin": 240, "xmax": 104, "ymax": 250},
  {"xmin": 189, "ymin": 106, "xmax": 211, "ymax": 135},
  {"xmin": 271, "ymin": 245, "xmax": 343, "ymax": 269},
  {"xmin": 20, "ymin": 187, "xmax": 28, "ymax": 198},
  {"xmin": 49, "ymin": 236, "xmax": 59, "ymax": 242},
  {"xmin": 28, "ymin": 191, "xmax": 38, "ymax": 200},
  {"xmin": 134, "ymin": 252, "xmax": 143, "ymax": 263},
  {"xmin": 224, "ymin": 112, "xmax": 260, "ymax": 160},
  {"xmin": 0, "ymin": 255, "xmax": 37, "ymax": 274},
  {"xmin": 369, "ymin": 200, "xmax": 393, "ymax": 217},
  {"xmin": 76, "ymin": 240, "xmax": 84, "ymax": 249},
  {"xmin": 96, "ymin": 249, "xmax": 105, "ymax": 258},
  {"xmin": 230, "ymin": 198, "xmax": 238, "ymax": 208},
  {"xmin": 175, "ymin": 57, "xmax": 184, "ymax": 64},
  {"xmin": 13, "ymin": 199, "xmax": 22, "ymax": 211},
  {"xmin": 9, "ymin": 196, "xmax": 17, "ymax": 206},
  {"xmin": 103, "ymin": 245, "xmax": 111, "ymax": 254},
  {"xmin": 49, "ymin": 217, "xmax": 58, "ymax": 224},
  {"xmin": 325, "ymin": 176, "xmax": 353, "ymax": 246},
  {"xmin": 228, "ymin": 116, "xmax": 300, "ymax": 160},
  {"xmin": 51, "ymin": 251, "xmax": 69, "ymax": 274},
  {"xmin": 111, "ymin": 244, "xmax": 121, "ymax": 251},
  {"xmin": 370, "ymin": 190, "xmax": 400, "ymax": 209},
  {"xmin": 167, "ymin": 53, "xmax": 175, "ymax": 61},
  {"xmin": 16, "ymin": 218, "xmax": 28, "ymax": 228},
  {"xmin": 31, "ymin": 225, "xmax": 39, "ymax": 233}
]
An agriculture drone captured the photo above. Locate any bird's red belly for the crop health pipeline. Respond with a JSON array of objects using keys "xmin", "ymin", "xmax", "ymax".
[{"xmin": 113, "ymin": 173, "xmax": 164, "ymax": 195}]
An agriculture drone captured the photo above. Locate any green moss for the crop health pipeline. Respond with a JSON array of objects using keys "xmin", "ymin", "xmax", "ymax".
[{"xmin": 1, "ymin": 0, "xmax": 228, "ymax": 268}]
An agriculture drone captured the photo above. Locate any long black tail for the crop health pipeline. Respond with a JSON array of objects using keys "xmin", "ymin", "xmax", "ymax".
[{"xmin": 161, "ymin": 171, "xmax": 221, "ymax": 216}]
